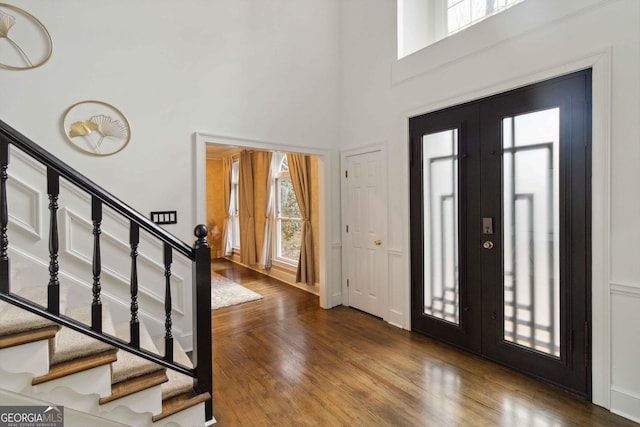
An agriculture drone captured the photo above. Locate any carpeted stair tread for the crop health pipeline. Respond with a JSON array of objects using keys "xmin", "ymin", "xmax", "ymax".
[
  {"xmin": 151, "ymin": 390, "xmax": 211, "ymax": 423},
  {"xmin": 99, "ymin": 369, "xmax": 168, "ymax": 405},
  {"xmin": 50, "ymin": 304, "xmax": 116, "ymax": 365},
  {"xmin": 0, "ymin": 325, "xmax": 58, "ymax": 350},
  {"xmin": 0, "ymin": 286, "xmax": 66, "ymax": 336},
  {"xmin": 154, "ymin": 337, "xmax": 196, "ymax": 400},
  {"xmin": 111, "ymin": 320, "xmax": 165, "ymax": 384},
  {"xmin": 32, "ymin": 350, "xmax": 118, "ymax": 385}
]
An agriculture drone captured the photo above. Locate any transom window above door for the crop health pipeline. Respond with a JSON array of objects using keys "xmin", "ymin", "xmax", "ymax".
[{"xmin": 398, "ymin": 0, "xmax": 524, "ymax": 58}]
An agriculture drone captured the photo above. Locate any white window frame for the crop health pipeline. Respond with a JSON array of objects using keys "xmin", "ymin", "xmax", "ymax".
[
  {"xmin": 230, "ymin": 157, "xmax": 240, "ymax": 252},
  {"xmin": 272, "ymin": 154, "xmax": 302, "ymax": 266}
]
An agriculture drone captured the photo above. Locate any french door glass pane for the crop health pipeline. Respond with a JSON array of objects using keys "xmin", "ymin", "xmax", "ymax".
[
  {"xmin": 423, "ymin": 129, "xmax": 459, "ymax": 325},
  {"xmin": 502, "ymin": 108, "xmax": 560, "ymax": 357}
]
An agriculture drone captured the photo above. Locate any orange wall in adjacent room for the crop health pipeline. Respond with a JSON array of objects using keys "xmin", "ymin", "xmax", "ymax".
[
  {"xmin": 206, "ymin": 151, "xmax": 320, "ymax": 283},
  {"xmin": 206, "ymin": 158, "xmax": 225, "ymax": 258}
]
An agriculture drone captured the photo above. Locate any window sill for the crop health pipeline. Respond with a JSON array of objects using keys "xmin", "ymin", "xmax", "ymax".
[{"xmin": 271, "ymin": 258, "xmax": 298, "ymax": 273}]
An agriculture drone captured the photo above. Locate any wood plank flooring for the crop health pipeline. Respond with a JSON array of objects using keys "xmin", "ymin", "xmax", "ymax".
[{"xmin": 210, "ymin": 259, "xmax": 637, "ymax": 426}]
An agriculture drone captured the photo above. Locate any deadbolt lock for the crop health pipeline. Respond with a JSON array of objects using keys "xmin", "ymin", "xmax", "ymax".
[{"xmin": 482, "ymin": 241, "xmax": 494, "ymax": 250}]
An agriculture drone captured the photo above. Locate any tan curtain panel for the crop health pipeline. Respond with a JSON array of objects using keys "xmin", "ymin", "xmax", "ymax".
[
  {"xmin": 222, "ymin": 156, "xmax": 233, "ymax": 256},
  {"xmin": 259, "ymin": 151, "xmax": 275, "ymax": 269},
  {"xmin": 239, "ymin": 150, "xmax": 257, "ymax": 265},
  {"xmin": 288, "ymin": 153, "xmax": 315, "ymax": 285}
]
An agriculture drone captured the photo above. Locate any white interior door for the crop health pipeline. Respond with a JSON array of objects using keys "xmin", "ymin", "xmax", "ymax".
[{"xmin": 345, "ymin": 149, "xmax": 386, "ymax": 317}]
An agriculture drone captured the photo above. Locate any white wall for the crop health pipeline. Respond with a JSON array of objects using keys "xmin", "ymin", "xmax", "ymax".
[
  {"xmin": 1, "ymin": 0, "xmax": 341, "ymax": 242},
  {"xmin": 340, "ymin": 0, "xmax": 640, "ymax": 422},
  {"xmin": 3, "ymin": 0, "xmax": 640, "ymax": 422},
  {"xmin": 1, "ymin": 0, "xmax": 341, "ymax": 347}
]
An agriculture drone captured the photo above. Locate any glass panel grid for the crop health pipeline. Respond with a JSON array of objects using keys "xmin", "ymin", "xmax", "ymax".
[
  {"xmin": 502, "ymin": 108, "xmax": 560, "ymax": 358},
  {"xmin": 423, "ymin": 129, "xmax": 460, "ymax": 325}
]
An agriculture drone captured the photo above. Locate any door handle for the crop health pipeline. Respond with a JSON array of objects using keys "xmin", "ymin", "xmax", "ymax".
[
  {"xmin": 374, "ymin": 240, "xmax": 382, "ymax": 246},
  {"xmin": 482, "ymin": 241, "xmax": 494, "ymax": 249}
]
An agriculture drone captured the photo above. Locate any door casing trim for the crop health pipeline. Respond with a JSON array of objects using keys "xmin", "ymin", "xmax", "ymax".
[
  {"xmin": 401, "ymin": 48, "xmax": 612, "ymax": 408},
  {"xmin": 193, "ymin": 131, "xmax": 335, "ymax": 310}
]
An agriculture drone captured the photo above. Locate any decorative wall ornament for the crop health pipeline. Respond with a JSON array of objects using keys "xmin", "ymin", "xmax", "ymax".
[
  {"xmin": 63, "ymin": 100, "xmax": 131, "ymax": 156},
  {"xmin": 0, "ymin": 3, "xmax": 53, "ymax": 70}
]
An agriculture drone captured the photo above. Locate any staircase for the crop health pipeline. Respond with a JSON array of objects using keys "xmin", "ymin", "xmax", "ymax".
[
  {"xmin": 0, "ymin": 120, "xmax": 214, "ymax": 426},
  {"xmin": 0, "ymin": 287, "xmax": 209, "ymax": 426}
]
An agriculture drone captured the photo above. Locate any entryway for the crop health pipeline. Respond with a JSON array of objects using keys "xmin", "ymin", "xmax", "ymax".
[{"xmin": 409, "ymin": 70, "xmax": 592, "ymax": 397}]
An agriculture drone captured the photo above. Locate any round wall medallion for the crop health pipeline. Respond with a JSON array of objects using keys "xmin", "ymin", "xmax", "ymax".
[
  {"xmin": 0, "ymin": 3, "xmax": 54, "ymax": 70},
  {"xmin": 62, "ymin": 100, "xmax": 131, "ymax": 156}
]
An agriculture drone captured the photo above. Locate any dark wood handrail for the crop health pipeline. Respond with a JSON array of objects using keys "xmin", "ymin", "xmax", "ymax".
[{"xmin": 0, "ymin": 120, "xmax": 192, "ymax": 258}]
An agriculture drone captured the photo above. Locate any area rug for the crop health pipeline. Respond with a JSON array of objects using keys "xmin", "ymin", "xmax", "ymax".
[{"xmin": 211, "ymin": 272, "xmax": 263, "ymax": 310}]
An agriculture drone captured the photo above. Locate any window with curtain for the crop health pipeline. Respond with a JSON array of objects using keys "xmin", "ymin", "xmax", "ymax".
[
  {"xmin": 274, "ymin": 154, "xmax": 302, "ymax": 264},
  {"xmin": 230, "ymin": 157, "xmax": 240, "ymax": 251}
]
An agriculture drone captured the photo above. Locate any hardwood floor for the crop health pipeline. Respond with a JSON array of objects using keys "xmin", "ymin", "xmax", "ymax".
[{"xmin": 210, "ymin": 259, "xmax": 637, "ymax": 427}]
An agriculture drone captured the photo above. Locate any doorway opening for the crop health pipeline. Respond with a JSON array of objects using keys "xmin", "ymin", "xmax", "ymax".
[
  {"xmin": 193, "ymin": 133, "xmax": 332, "ymax": 308},
  {"xmin": 409, "ymin": 69, "xmax": 592, "ymax": 397}
]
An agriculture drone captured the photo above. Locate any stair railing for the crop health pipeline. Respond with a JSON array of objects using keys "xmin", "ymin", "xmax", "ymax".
[{"xmin": 0, "ymin": 119, "xmax": 212, "ymax": 421}]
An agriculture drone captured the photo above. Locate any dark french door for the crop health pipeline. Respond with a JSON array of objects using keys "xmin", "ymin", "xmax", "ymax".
[{"xmin": 409, "ymin": 70, "xmax": 591, "ymax": 397}]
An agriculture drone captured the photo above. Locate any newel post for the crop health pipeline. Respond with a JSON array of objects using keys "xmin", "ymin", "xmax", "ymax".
[{"xmin": 192, "ymin": 224, "xmax": 212, "ymax": 421}]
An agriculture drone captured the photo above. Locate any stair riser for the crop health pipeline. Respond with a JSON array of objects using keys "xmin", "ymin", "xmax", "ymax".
[
  {"xmin": 153, "ymin": 401, "xmax": 207, "ymax": 427},
  {"xmin": 32, "ymin": 365, "xmax": 112, "ymax": 400},
  {"xmin": 100, "ymin": 404, "xmax": 161, "ymax": 427},
  {"xmin": 103, "ymin": 400, "xmax": 208, "ymax": 427},
  {"xmin": 0, "ymin": 339, "xmax": 49, "ymax": 376},
  {"xmin": 0, "ymin": 367, "xmax": 37, "ymax": 394},
  {"xmin": 99, "ymin": 384, "xmax": 163, "ymax": 416},
  {"xmin": 27, "ymin": 385, "xmax": 104, "ymax": 420},
  {"xmin": 0, "ymin": 389, "xmax": 127, "ymax": 427}
]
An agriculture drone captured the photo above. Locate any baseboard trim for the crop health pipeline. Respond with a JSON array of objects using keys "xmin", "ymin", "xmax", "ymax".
[
  {"xmin": 220, "ymin": 257, "xmax": 319, "ymax": 296},
  {"xmin": 610, "ymin": 387, "xmax": 640, "ymax": 423}
]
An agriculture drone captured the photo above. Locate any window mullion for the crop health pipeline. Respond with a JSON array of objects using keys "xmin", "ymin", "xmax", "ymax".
[{"xmin": 435, "ymin": 0, "xmax": 447, "ymax": 42}]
